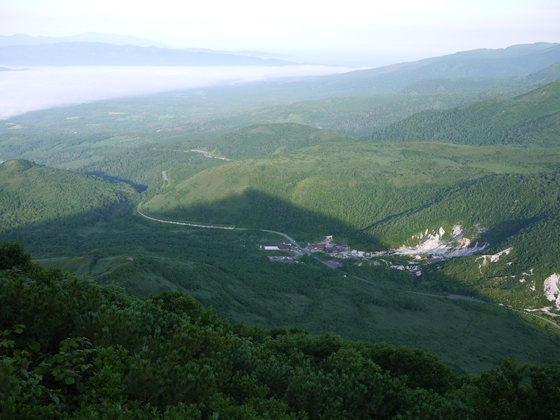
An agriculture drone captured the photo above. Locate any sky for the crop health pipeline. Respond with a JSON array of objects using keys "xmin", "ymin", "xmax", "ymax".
[{"xmin": 2, "ymin": 0, "xmax": 559, "ymax": 65}]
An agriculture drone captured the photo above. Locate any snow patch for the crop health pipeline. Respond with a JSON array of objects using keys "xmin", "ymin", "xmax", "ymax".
[{"xmin": 543, "ymin": 274, "xmax": 560, "ymax": 309}]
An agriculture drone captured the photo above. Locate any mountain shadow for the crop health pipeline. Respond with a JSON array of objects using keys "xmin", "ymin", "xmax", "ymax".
[
  {"xmin": 4, "ymin": 203, "xmax": 560, "ymax": 374},
  {"xmin": 149, "ymin": 188, "xmax": 384, "ymax": 249},
  {"xmin": 83, "ymin": 170, "xmax": 148, "ymax": 193}
]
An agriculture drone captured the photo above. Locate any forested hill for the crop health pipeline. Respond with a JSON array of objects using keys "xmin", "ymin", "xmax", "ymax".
[
  {"xmin": 0, "ymin": 159, "xmax": 136, "ymax": 232},
  {"xmin": 368, "ymin": 80, "xmax": 560, "ymax": 146},
  {"xmin": 399, "ymin": 61, "xmax": 560, "ymax": 94},
  {"xmin": 261, "ymin": 42, "xmax": 560, "ymax": 97},
  {"xmin": 2, "ymin": 243, "xmax": 560, "ymax": 419},
  {"xmin": 200, "ymin": 123, "xmax": 354, "ymax": 160}
]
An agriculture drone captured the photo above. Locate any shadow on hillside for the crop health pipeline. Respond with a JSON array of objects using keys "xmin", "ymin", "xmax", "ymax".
[
  {"xmin": 479, "ymin": 216, "xmax": 543, "ymax": 245},
  {"xmin": 0, "ymin": 201, "xmax": 136, "ymax": 258},
  {"xmin": 83, "ymin": 171, "xmax": 148, "ymax": 193},
  {"xmin": 151, "ymin": 188, "xmax": 384, "ymax": 248}
]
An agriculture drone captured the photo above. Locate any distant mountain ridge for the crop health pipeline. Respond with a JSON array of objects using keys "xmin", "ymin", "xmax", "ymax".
[
  {"xmin": 369, "ymin": 80, "xmax": 560, "ymax": 146},
  {"xmin": 0, "ymin": 32, "xmax": 172, "ymax": 48},
  {"xmin": 399, "ymin": 61, "xmax": 560, "ymax": 94},
  {"xmin": 0, "ymin": 42, "xmax": 297, "ymax": 66},
  {"xmin": 261, "ymin": 43, "xmax": 560, "ymax": 97}
]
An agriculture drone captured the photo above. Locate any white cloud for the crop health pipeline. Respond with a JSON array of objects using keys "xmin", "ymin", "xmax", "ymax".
[{"xmin": 0, "ymin": 65, "xmax": 353, "ymax": 119}]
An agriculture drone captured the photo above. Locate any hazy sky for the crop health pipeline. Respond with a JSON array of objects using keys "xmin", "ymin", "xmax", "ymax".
[
  {"xmin": 2, "ymin": 0, "xmax": 559, "ymax": 62},
  {"xmin": 1, "ymin": 0, "xmax": 559, "ymax": 119}
]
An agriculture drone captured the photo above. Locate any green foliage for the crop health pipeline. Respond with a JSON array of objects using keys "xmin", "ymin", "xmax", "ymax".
[
  {"xmin": 2, "ymin": 247, "xmax": 560, "ymax": 418},
  {"xmin": 2, "ymin": 47, "xmax": 560, "ymax": 389},
  {"xmin": 462, "ymin": 359, "xmax": 560, "ymax": 420},
  {"xmin": 142, "ymin": 142, "xmax": 560, "ymax": 250},
  {"xmin": 0, "ymin": 249, "xmax": 446, "ymax": 418},
  {"xmin": 12, "ymin": 218, "xmax": 557, "ymax": 374},
  {"xmin": 0, "ymin": 241, "xmax": 32, "ymax": 270},
  {"xmin": 0, "ymin": 159, "xmax": 136, "ymax": 232},
  {"xmin": 370, "ymin": 80, "xmax": 560, "ymax": 147},
  {"xmin": 399, "ymin": 61, "xmax": 560, "ymax": 94},
  {"xmin": 201, "ymin": 123, "xmax": 353, "ymax": 160},
  {"xmin": 186, "ymin": 92, "xmax": 501, "ymax": 138},
  {"xmin": 126, "ymin": 139, "xmax": 560, "ymax": 318}
]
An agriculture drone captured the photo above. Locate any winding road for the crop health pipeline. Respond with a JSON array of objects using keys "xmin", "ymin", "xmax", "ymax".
[
  {"xmin": 350, "ymin": 274, "xmax": 486, "ymax": 303},
  {"xmin": 137, "ymin": 208, "xmax": 339, "ymax": 267},
  {"xmin": 137, "ymin": 206, "xmax": 485, "ymax": 302},
  {"xmin": 136, "ymin": 205, "xmax": 560, "ymax": 328}
]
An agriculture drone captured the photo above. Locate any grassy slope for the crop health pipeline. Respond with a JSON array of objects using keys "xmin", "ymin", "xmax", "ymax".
[{"xmin": 369, "ymin": 80, "xmax": 560, "ymax": 147}]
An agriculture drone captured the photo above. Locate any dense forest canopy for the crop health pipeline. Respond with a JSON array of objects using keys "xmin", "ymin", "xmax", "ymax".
[{"xmin": 2, "ymin": 243, "xmax": 560, "ymax": 419}]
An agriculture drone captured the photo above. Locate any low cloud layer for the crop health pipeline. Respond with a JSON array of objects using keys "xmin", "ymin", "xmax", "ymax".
[{"xmin": 0, "ymin": 65, "xmax": 353, "ymax": 120}]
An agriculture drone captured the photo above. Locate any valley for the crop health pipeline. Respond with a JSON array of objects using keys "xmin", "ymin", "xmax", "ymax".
[{"xmin": 2, "ymin": 43, "xmax": 560, "ymax": 379}]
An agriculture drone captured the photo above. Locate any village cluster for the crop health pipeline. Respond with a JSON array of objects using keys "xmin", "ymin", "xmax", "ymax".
[
  {"xmin": 306, "ymin": 236, "xmax": 349, "ymax": 253},
  {"xmin": 261, "ymin": 235, "xmax": 424, "ymax": 275}
]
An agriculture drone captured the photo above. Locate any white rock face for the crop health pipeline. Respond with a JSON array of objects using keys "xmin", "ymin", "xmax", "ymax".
[
  {"xmin": 476, "ymin": 248, "xmax": 513, "ymax": 267},
  {"xmin": 452, "ymin": 225, "xmax": 462, "ymax": 237},
  {"xmin": 543, "ymin": 274, "xmax": 560, "ymax": 309},
  {"xmin": 394, "ymin": 225, "xmax": 487, "ymax": 258},
  {"xmin": 530, "ymin": 282, "xmax": 536, "ymax": 292}
]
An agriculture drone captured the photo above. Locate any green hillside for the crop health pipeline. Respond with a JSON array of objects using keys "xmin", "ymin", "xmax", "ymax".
[
  {"xmin": 3, "ymin": 206, "xmax": 555, "ymax": 373},
  {"xmin": 244, "ymin": 42, "xmax": 560, "ymax": 97},
  {"xmin": 142, "ymin": 142, "xmax": 560, "ymax": 243},
  {"xmin": 199, "ymin": 123, "xmax": 353, "ymax": 160},
  {"xmin": 3, "ymin": 249, "xmax": 560, "ymax": 418},
  {"xmin": 140, "ymin": 142, "xmax": 560, "ymax": 313},
  {"xmin": 0, "ymin": 157, "xmax": 556, "ymax": 373},
  {"xmin": 77, "ymin": 142, "xmax": 226, "ymax": 194},
  {"xmin": 399, "ymin": 61, "xmax": 560, "ymax": 94},
  {"xmin": 369, "ymin": 80, "xmax": 560, "ymax": 146},
  {"xmin": 186, "ymin": 92, "xmax": 506, "ymax": 139},
  {"xmin": 0, "ymin": 159, "xmax": 136, "ymax": 231},
  {"xmin": 3, "ymin": 43, "xmax": 560, "ymax": 386}
]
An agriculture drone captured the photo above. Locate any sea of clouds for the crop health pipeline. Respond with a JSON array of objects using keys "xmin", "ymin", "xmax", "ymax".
[{"xmin": 0, "ymin": 65, "xmax": 353, "ymax": 120}]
